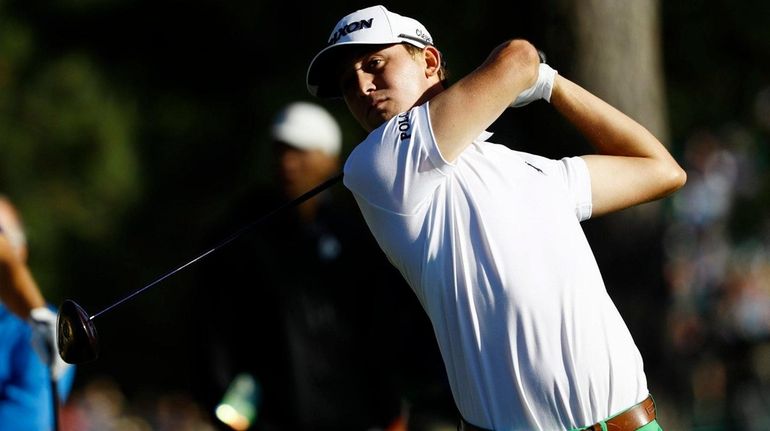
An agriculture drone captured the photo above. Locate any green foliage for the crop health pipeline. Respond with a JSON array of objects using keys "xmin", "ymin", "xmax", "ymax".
[{"xmin": 0, "ymin": 11, "xmax": 139, "ymax": 296}]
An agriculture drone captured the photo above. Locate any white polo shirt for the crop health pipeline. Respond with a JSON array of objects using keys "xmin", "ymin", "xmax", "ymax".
[{"xmin": 344, "ymin": 103, "xmax": 648, "ymax": 431}]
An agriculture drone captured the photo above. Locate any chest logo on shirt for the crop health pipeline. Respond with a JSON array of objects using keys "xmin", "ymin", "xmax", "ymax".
[
  {"xmin": 525, "ymin": 161, "xmax": 545, "ymax": 174},
  {"xmin": 396, "ymin": 112, "xmax": 411, "ymax": 141}
]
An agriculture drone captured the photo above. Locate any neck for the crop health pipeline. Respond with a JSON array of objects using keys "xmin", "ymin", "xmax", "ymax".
[{"xmin": 415, "ymin": 81, "xmax": 446, "ymax": 107}]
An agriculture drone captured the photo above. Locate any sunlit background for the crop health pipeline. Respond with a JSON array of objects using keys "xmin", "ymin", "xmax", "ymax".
[{"xmin": 2, "ymin": 0, "xmax": 770, "ymax": 430}]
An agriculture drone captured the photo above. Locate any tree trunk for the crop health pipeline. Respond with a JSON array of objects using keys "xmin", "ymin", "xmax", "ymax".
[{"xmin": 572, "ymin": 0, "xmax": 669, "ymax": 144}]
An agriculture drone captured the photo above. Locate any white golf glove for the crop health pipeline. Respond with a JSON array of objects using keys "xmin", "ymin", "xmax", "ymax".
[
  {"xmin": 510, "ymin": 63, "xmax": 558, "ymax": 108},
  {"xmin": 29, "ymin": 306, "xmax": 72, "ymax": 380}
]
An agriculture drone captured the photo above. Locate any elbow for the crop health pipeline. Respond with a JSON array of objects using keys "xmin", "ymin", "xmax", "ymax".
[
  {"xmin": 502, "ymin": 39, "xmax": 540, "ymax": 62},
  {"xmin": 510, "ymin": 39, "xmax": 541, "ymax": 71},
  {"xmin": 661, "ymin": 163, "xmax": 687, "ymax": 196},
  {"xmin": 671, "ymin": 165, "xmax": 687, "ymax": 191},
  {"xmin": 495, "ymin": 39, "xmax": 540, "ymax": 82}
]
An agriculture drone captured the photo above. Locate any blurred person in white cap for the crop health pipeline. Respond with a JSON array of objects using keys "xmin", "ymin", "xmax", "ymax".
[
  {"xmin": 271, "ymin": 101, "xmax": 342, "ymax": 223},
  {"xmin": 306, "ymin": 5, "xmax": 687, "ymax": 431},
  {"xmin": 0, "ymin": 195, "xmax": 76, "ymax": 430},
  {"xmin": 193, "ymin": 101, "xmax": 441, "ymax": 431}
]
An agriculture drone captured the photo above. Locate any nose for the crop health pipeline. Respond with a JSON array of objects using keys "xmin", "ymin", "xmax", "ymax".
[{"xmin": 352, "ymin": 70, "xmax": 375, "ymax": 97}]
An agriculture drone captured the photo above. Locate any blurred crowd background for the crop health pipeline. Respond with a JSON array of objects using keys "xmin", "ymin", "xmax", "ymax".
[{"xmin": 2, "ymin": 0, "xmax": 770, "ymax": 430}]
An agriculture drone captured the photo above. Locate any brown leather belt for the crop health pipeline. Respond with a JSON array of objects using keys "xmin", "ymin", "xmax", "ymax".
[
  {"xmin": 585, "ymin": 395, "xmax": 656, "ymax": 431},
  {"xmin": 460, "ymin": 395, "xmax": 656, "ymax": 431}
]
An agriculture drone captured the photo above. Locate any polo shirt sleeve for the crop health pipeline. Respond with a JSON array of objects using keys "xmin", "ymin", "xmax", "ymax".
[
  {"xmin": 343, "ymin": 103, "xmax": 449, "ymax": 215},
  {"xmin": 517, "ymin": 152, "xmax": 593, "ymax": 221},
  {"xmin": 559, "ymin": 156, "xmax": 593, "ymax": 221}
]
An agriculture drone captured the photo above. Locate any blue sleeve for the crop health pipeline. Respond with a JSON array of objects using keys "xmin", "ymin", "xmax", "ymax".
[{"xmin": 0, "ymin": 306, "xmax": 77, "ymax": 431}]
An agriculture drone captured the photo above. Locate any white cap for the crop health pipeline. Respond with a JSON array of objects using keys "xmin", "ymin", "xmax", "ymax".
[
  {"xmin": 271, "ymin": 101, "xmax": 342, "ymax": 156},
  {"xmin": 307, "ymin": 5, "xmax": 433, "ymax": 98}
]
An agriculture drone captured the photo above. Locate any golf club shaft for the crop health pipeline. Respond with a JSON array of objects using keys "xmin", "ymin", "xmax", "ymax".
[{"xmin": 89, "ymin": 172, "xmax": 344, "ymax": 320}]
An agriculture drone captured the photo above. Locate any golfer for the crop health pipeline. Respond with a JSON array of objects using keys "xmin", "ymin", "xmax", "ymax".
[{"xmin": 306, "ymin": 5, "xmax": 685, "ymax": 431}]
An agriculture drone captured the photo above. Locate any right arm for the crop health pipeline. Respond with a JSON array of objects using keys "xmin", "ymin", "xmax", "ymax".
[{"xmin": 428, "ymin": 39, "xmax": 541, "ymax": 162}]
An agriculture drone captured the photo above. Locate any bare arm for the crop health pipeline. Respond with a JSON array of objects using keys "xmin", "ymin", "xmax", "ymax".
[
  {"xmin": 429, "ymin": 39, "xmax": 541, "ymax": 162},
  {"xmin": 0, "ymin": 200, "xmax": 70, "ymax": 377},
  {"xmin": 0, "ymin": 234, "xmax": 46, "ymax": 318},
  {"xmin": 550, "ymin": 75, "xmax": 687, "ymax": 216}
]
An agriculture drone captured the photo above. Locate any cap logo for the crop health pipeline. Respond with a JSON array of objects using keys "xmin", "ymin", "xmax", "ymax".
[
  {"xmin": 328, "ymin": 18, "xmax": 374, "ymax": 45},
  {"xmin": 415, "ymin": 28, "xmax": 432, "ymax": 44}
]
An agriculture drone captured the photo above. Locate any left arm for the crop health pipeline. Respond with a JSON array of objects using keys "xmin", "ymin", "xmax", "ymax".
[
  {"xmin": 550, "ymin": 75, "xmax": 686, "ymax": 217},
  {"xmin": 0, "ymin": 234, "xmax": 45, "ymax": 319}
]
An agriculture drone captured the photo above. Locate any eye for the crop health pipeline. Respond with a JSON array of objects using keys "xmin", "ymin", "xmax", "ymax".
[
  {"xmin": 363, "ymin": 57, "xmax": 384, "ymax": 73},
  {"xmin": 337, "ymin": 54, "xmax": 385, "ymax": 95}
]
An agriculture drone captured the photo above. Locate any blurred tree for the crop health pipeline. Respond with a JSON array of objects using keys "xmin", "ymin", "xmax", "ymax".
[
  {"xmin": 571, "ymin": 0, "xmax": 669, "ymax": 143},
  {"xmin": 0, "ymin": 7, "xmax": 140, "ymax": 302}
]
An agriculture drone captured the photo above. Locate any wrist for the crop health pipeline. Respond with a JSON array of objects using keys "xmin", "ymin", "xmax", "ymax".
[
  {"xmin": 548, "ymin": 74, "xmax": 567, "ymax": 108},
  {"xmin": 509, "ymin": 63, "xmax": 558, "ymax": 108},
  {"xmin": 538, "ymin": 63, "xmax": 557, "ymax": 103}
]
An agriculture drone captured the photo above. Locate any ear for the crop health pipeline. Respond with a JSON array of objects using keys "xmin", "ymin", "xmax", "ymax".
[{"xmin": 423, "ymin": 46, "xmax": 441, "ymax": 78}]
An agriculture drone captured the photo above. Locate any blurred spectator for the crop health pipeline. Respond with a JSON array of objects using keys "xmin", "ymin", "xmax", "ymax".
[
  {"xmin": 662, "ymin": 122, "xmax": 770, "ymax": 429},
  {"xmin": 192, "ymin": 102, "xmax": 452, "ymax": 430},
  {"xmin": 60, "ymin": 375, "xmax": 217, "ymax": 431},
  {"xmin": 0, "ymin": 195, "xmax": 76, "ymax": 430}
]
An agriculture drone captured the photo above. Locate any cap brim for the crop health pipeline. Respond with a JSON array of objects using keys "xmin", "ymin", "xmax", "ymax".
[
  {"xmin": 307, "ymin": 43, "xmax": 347, "ymax": 99},
  {"xmin": 308, "ymin": 38, "xmax": 429, "ymax": 98}
]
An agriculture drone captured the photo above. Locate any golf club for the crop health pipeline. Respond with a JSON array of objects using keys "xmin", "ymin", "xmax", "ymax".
[{"xmin": 57, "ymin": 172, "xmax": 343, "ymax": 364}]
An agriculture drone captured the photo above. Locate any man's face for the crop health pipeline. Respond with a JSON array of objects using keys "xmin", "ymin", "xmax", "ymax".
[
  {"xmin": 338, "ymin": 44, "xmax": 436, "ymax": 132},
  {"xmin": 275, "ymin": 143, "xmax": 339, "ymax": 199}
]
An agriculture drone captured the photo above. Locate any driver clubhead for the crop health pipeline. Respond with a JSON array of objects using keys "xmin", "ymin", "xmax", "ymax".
[{"xmin": 57, "ymin": 299, "xmax": 99, "ymax": 364}]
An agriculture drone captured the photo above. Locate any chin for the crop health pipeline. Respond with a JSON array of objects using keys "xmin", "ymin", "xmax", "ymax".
[{"xmin": 369, "ymin": 112, "xmax": 395, "ymax": 130}]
